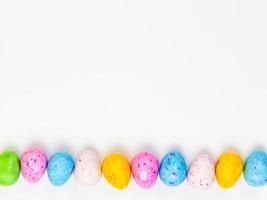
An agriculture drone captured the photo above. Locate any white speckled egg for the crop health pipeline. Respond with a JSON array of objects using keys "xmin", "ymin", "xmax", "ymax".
[
  {"xmin": 74, "ymin": 150, "xmax": 101, "ymax": 185},
  {"xmin": 187, "ymin": 154, "xmax": 215, "ymax": 190}
]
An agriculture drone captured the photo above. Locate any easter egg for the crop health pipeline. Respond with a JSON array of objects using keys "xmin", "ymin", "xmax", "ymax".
[
  {"xmin": 20, "ymin": 147, "xmax": 47, "ymax": 183},
  {"xmin": 187, "ymin": 154, "xmax": 215, "ymax": 190},
  {"xmin": 47, "ymin": 152, "xmax": 75, "ymax": 186},
  {"xmin": 102, "ymin": 153, "xmax": 131, "ymax": 190},
  {"xmin": 159, "ymin": 150, "xmax": 187, "ymax": 186},
  {"xmin": 216, "ymin": 152, "xmax": 243, "ymax": 189},
  {"xmin": 0, "ymin": 150, "xmax": 20, "ymax": 186},
  {"xmin": 244, "ymin": 150, "xmax": 267, "ymax": 187},
  {"xmin": 74, "ymin": 150, "xmax": 101, "ymax": 185},
  {"xmin": 131, "ymin": 152, "xmax": 159, "ymax": 189}
]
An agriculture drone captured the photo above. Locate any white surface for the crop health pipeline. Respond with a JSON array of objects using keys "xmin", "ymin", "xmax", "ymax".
[{"xmin": 0, "ymin": 0, "xmax": 267, "ymax": 199}]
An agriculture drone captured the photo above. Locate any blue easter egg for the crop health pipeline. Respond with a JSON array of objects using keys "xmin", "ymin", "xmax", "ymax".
[
  {"xmin": 47, "ymin": 152, "xmax": 75, "ymax": 186},
  {"xmin": 159, "ymin": 151, "xmax": 187, "ymax": 186},
  {"xmin": 244, "ymin": 150, "xmax": 267, "ymax": 187}
]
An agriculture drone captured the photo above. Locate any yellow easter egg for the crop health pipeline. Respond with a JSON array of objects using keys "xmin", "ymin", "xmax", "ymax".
[
  {"xmin": 215, "ymin": 152, "xmax": 243, "ymax": 189},
  {"xmin": 102, "ymin": 153, "xmax": 131, "ymax": 190}
]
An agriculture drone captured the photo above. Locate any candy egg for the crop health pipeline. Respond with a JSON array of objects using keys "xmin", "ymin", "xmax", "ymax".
[
  {"xmin": 244, "ymin": 150, "xmax": 267, "ymax": 187},
  {"xmin": 102, "ymin": 153, "xmax": 131, "ymax": 190},
  {"xmin": 20, "ymin": 147, "xmax": 47, "ymax": 183},
  {"xmin": 216, "ymin": 152, "xmax": 243, "ymax": 189},
  {"xmin": 47, "ymin": 152, "xmax": 75, "ymax": 186},
  {"xmin": 0, "ymin": 150, "xmax": 20, "ymax": 186},
  {"xmin": 74, "ymin": 150, "xmax": 101, "ymax": 185},
  {"xmin": 159, "ymin": 150, "xmax": 187, "ymax": 186},
  {"xmin": 131, "ymin": 152, "xmax": 159, "ymax": 189},
  {"xmin": 187, "ymin": 153, "xmax": 215, "ymax": 190}
]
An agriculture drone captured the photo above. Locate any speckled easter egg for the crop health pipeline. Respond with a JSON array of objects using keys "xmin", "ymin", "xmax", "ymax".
[
  {"xmin": 102, "ymin": 153, "xmax": 131, "ymax": 190},
  {"xmin": 216, "ymin": 152, "xmax": 243, "ymax": 189},
  {"xmin": 187, "ymin": 154, "xmax": 215, "ymax": 190},
  {"xmin": 0, "ymin": 150, "xmax": 20, "ymax": 186},
  {"xmin": 20, "ymin": 147, "xmax": 47, "ymax": 183},
  {"xmin": 131, "ymin": 152, "xmax": 159, "ymax": 189},
  {"xmin": 244, "ymin": 150, "xmax": 267, "ymax": 187},
  {"xmin": 47, "ymin": 152, "xmax": 75, "ymax": 186},
  {"xmin": 74, "ymin": 150, "xmax": 101, "ymax": 185},
  {"xmin": 159, "ymin": 151, "xmax": 187, "ymax": 186}
]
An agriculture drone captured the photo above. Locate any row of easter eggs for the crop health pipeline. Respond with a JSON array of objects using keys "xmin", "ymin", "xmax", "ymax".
[{"xmin": 0, "ymin": 148, "xmax": 266, "ymax": 189}]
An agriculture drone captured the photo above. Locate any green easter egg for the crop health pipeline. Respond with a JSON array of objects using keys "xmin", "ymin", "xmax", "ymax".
[{"xmin": 0, "ymin": 151, "xmax": 20, "ymax": 186}]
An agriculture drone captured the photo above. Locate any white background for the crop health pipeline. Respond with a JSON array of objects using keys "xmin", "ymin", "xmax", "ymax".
[{"xmin": 0, "ymin": 0, "xmax": 267, "ymax": 199}]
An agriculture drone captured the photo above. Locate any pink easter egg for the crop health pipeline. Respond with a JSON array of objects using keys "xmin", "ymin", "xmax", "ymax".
[
  {"xmin": 20, "ymin": 147, "xmax": 48, "ymax": 183},
  {"xmin": 131, "ymin": 152, "xmax": 159, "ymax": 189},
  {"xmin": 187, "ymin": 153, "xmax": 215, "ymax": 190}
]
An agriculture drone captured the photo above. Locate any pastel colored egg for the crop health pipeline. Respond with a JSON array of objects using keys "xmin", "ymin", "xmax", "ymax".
[
  {"xmin": 0, "ymin": 150, "xmax": 20, "ymax": 186},
  {"xmin": 74, "ymin": 150, "xmax": 101, "ymax": 185},
  {"xmin": 47, "ymin": 152, "xmax": 75, "ymax": 186},
  {"xmin": 244, "ymin": 150, "xmax": 267, "ymax": 187},
  {"xmin": 159, "ymin": 150, "xmax": 187, "ymax": 186},
  {"xmin": 187, "ymin": 153, "xmax": 215, "ymax": 190},
  {"xmin": 131, "ymin": 152, "xmax": 159, "ymax": 189},
  {"xmin": 216, "ymin": 152, "xmax": 243, "ymax": 189},
  {"xmin": 20, "ymin": 147, "xmax": 47, "ymax": 183},
  {"xmin": 102, "ymin": 153, "xmax": 131, "ymax": 190}
]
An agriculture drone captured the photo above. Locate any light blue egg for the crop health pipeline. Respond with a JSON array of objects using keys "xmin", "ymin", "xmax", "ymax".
[
  {"xmin": 244, "ymin": 150, "xmax": 267, "ymax": 187},
  {"xmin": 159, "ymin": 150, "xmax": 187, "ymax": 186},
  {"xmin": 47, "ymin": 152, "xmax": 75, "ymax": 186}
]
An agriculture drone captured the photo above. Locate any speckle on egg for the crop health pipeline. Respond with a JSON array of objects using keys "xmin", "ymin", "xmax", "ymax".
[
  {"xmin": 244, "ymin": 150, "xmax": 267, "ymax": 187},
  {"xmin": 20, "ymin": 147, "xmax": 47, "ymax": 183},
  {"xmin": 187, "ymin": 153, "xmax": 215, "ymax": 190},
  {"xmin": 102, "ymin": 153, "xmax": 131, "ymax": 190},
  {"xmin": 74, "ymin": 150, "xmax": 101, "ymax": 185},
  {"xmin": 47, "ymin": 152, "xmax": 75, "ymax": 186},
  {"xmin": 159, "ymin": 150, "xmax": 187, "ymax": 186},
  {"xmin": 215, "ymin": 152, "xmax": 243, "ymax": 189},
  {"xmin": 131, "ymin": 152, "xmax": 159, "ymax": 189}
]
